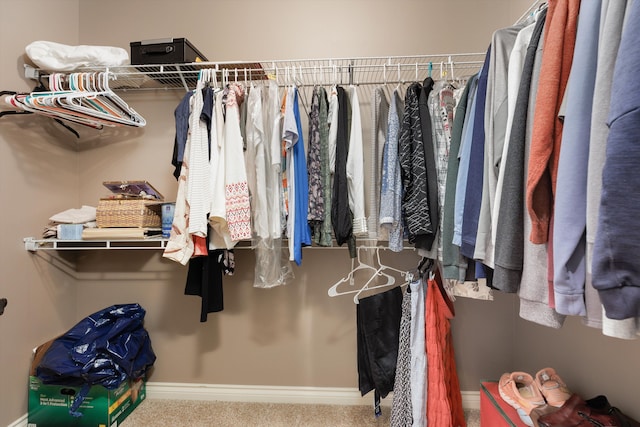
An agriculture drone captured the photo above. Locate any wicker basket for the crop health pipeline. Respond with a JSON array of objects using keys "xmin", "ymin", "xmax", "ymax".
[{"xmin": 96, "ymin": 198, "xmax": 162, "ymax": 228}]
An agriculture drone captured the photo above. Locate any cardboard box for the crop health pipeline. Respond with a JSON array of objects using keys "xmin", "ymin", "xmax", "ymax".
[
  {"xmin": 28, "ymin": 375, "xmax": 146, "ymax": 427},
  {"xmin": 480, "ymin": 381, "xmax": 528, "ymax": 427}
]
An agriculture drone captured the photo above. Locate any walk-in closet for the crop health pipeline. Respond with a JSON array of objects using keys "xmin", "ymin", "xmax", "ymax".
[{"xmin": 2, "ymin": 0, "xmax": 640, "ymax": 426}]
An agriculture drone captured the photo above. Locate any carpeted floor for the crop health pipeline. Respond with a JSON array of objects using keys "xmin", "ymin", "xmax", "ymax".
[{"xmin": 121, "ymin": 399, "xmax": 481, "ymax": 426}]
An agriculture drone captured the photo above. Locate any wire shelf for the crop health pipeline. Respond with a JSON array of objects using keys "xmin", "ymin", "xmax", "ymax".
[
  {"xmin": 29, "ymin": 53, "xmax": 486, "ymax": 92},
  {"xmin": 24, "ymin": 237, "xmax": 169, "ymax": 251}
]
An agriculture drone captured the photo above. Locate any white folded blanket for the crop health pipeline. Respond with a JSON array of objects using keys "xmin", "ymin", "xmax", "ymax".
[{"xmin": 26, "ymin": 40, "xmax": 129, "ymax": 71}]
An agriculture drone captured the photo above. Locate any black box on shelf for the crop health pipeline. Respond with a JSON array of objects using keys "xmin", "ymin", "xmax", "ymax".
[
  {"xmin": 130, "ymin": 38, "xmax": 208, "ymax": 65},
  {"xmin": 130, "ymin": 38, "xmax": 208, "ymax": 86}
]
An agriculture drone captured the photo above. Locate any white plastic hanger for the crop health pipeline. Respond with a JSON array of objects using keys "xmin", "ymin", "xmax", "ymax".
[
  {"xmin": 374, "ymin": 247, "xmax": 410, "ymax": 281},
  {"xmin": 327, "ymin": 247, "xmax": 399, "ymax": 304},
  {"xmin": 395, "ymin": 63, "xmax": 402, "ymax": 93},
  {"xmin": 12, "ymin": 72, "xmax": 146, "ymax": 128},
  {"xmin": 351, "ymin": 247, "xmax": 414, "ymax": 303},
  {"xmin": 328, "ymin": 247, "xmax": 379, "ymax": 290}
]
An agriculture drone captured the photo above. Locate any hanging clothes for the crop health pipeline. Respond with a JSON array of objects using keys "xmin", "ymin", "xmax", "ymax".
[
  {"xmin": 223, "ymin": 84, "xmax": 252, "ymax": 243},
  {"xmin": 586, "ymin": 0, "xmax": 638, "ymax": 338},
  {"xmin": 316, "ymin": 86, "xmax": 333, "ymax": 247},
  {"xmin": 399, "ymin": 82, "xmax": 435, "ymax": 250},
  {"xmin": 593, "ymin": 0, "xmax": 640, "ymax": 320},
  {"xmin": 307, "ymin": 87, "xmax": 324, "ymax": 234},
  {"xmin": 328, "ymin": 85, "xmax": 339, "ymax": 176},
  {"xmin": 172, "ymin": 91, "xmax": 193, "ymax": 179},
  {"xmin": 452, "ymin": 75, "xmax": 480, "ymax": 249},
  {"xmin": 291, "ymin": 87, "xmax": 312, "ymax": 264},
  {"xmin": 537, "ymin": 0, "xmax": 581, "ymax": 315},
  {"xmin": 425, "ymin": 270, "xmax": 466, "ymax": 427},
  {"xmin": 266, "ymin": 81, "xmax": 284, "ymax": 240},
  {"xmin": 459, "ymin": 46, "xmax": 491, "ymax": 262},
  {"xmin": 347, "ymin": 85, "xmax": 367, "ymax": 237},
  {"xmin": 184, "ymin": 248, "xmax": 234, "ymax": 322},
  {"xmin": 209, "ymin": 90, "xmax": 234, "ymax": 249},
  {"xmin": 186, "ymin": 82, "xmax": 212, "ymax": 239},
  {"xmin": 421, "ymin": 79, "xmax": 456, "ymax": 261},
  {"xmin": 164, "ymin": 89, "xmax": 198, "ymax": 265},
  {"xmin": 390, "ymin": 287, "xmax": 413, "ymax": 427},
  {"xmin": 410, "ymin": 279, "xmax": 427, "ymax": 427},
  {"xmin": 379, "ymin": 89, "xmax": 405, "ymax": 252},
  {"xmin": 491, "ymin": 18, "xmax": 537, "ymax": 266},
  {"xmin": 245, "ymin": 84, "xmax": 269, "ymax": 240},
  {"xmin": 370, "ymin": 87, "xmax": 389, "ymax": 240},
  {"xmin": 493, "ymin": 8, "xmax": 547, "ymax": 294},
  {"xmin": 357, "ymin": 286, "xmax": 403, "ymax": 403},
  {"xmin": 417, "ymin": 77, "xmax": 438, "ymax": 255},
  {"xmin": 332, "ymin": 86, "xmax": 355, "ymax": 254},
  {"xmin": 474, "ymin": 20, "xmax": 525, "ymax": 268},
  {"xmin": 192, "ymin": 86, "xmax": 215, "ymax": 257},
  {"xmin": 491, "ymin": 12, "xmax": 541, "ymax": 292},
  {"xmin": 553, "ymin": 0, "xmax": 602, "ymax": 317},
  {"xmin": 526, "ymin": 0, "xmax": 581, "ymax": 245},
  {"xmin": 254, "ymin": 82, "xmax": 293, "ymax": 288},
  {"xmin": 282, "ymin": 86, "xmax": 297, "ymax": 261},
  {"xmin": 516, "ymin": 16, "xmax": 565, "ymax": 330},
  {"xmin": 442, "ymin": 74, "xmax": 477, "ymax": 282}
]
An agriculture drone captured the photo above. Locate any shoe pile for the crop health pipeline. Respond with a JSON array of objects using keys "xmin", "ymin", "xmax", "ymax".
[
  {"xmin": 498, "ymin": 368, "xmax": 640, "ymax": 427},
  {"xmin": 499, "ymin": 368, "xmax": 569, "ymax": 426},
  {"xmin": 535, "ymin": 394, "xmax": 640, "ymax": 427}
]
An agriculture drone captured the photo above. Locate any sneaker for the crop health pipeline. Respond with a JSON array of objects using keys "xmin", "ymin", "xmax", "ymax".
[
  {"xmin": 499, "ymin": 372, "xmax": 546, "ymax": 426},
  {"xmin": 535, "ymin": 368, "xmax": 571, "ymax": 407}
]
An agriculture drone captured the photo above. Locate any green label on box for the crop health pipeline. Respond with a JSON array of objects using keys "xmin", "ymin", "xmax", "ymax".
[{"xmin": 28, "ymin": 376, "xmax": 145, "ymax": 427}]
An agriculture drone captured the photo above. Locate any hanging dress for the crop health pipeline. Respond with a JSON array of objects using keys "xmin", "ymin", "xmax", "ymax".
[
  {"xmin": 223, "ymin": 84, "xmax": 252, "ymax": 243},
  {"xmin": 209, "ymin": 90, "xmax": 234, "ymax": 249}
]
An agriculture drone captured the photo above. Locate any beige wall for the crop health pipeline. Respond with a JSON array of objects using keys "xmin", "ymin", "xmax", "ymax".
[
  {"xmin": 0, "ymin": 1, "xmax": 81, "ymax": 425},
  {"xmin": 2, "ymin": 1, "xmax": 640, "ymax": 425}
]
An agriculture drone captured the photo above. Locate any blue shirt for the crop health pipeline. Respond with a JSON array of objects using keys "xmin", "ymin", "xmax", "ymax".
[{"xmin": 293, "ymin": 88, "xmax": 312, "ymax": 265}]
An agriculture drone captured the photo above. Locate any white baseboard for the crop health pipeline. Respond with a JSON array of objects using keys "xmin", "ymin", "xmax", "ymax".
[
  {"xmin": 145, "ymin": 382, "xmax": 481, "ymax": 410},
  {"xmin": 461, "ymin": 390, "xmax": 481, "ymax": 410},
  {"xmin": 146, "ymin": 382, "xmax": 396, "ymax": 406},
  {"xmin": 7, "ymin": 414, "xmax": 27, "ymax": 427},
  {"xmin": 10, "ymin": 383, "xmax": 481, "ymax": 426}
]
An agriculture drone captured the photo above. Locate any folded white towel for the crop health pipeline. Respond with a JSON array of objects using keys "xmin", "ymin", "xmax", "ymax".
[{"xmin": 49, "ymin": 205, "xmax": 97, "ymax": 224}]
